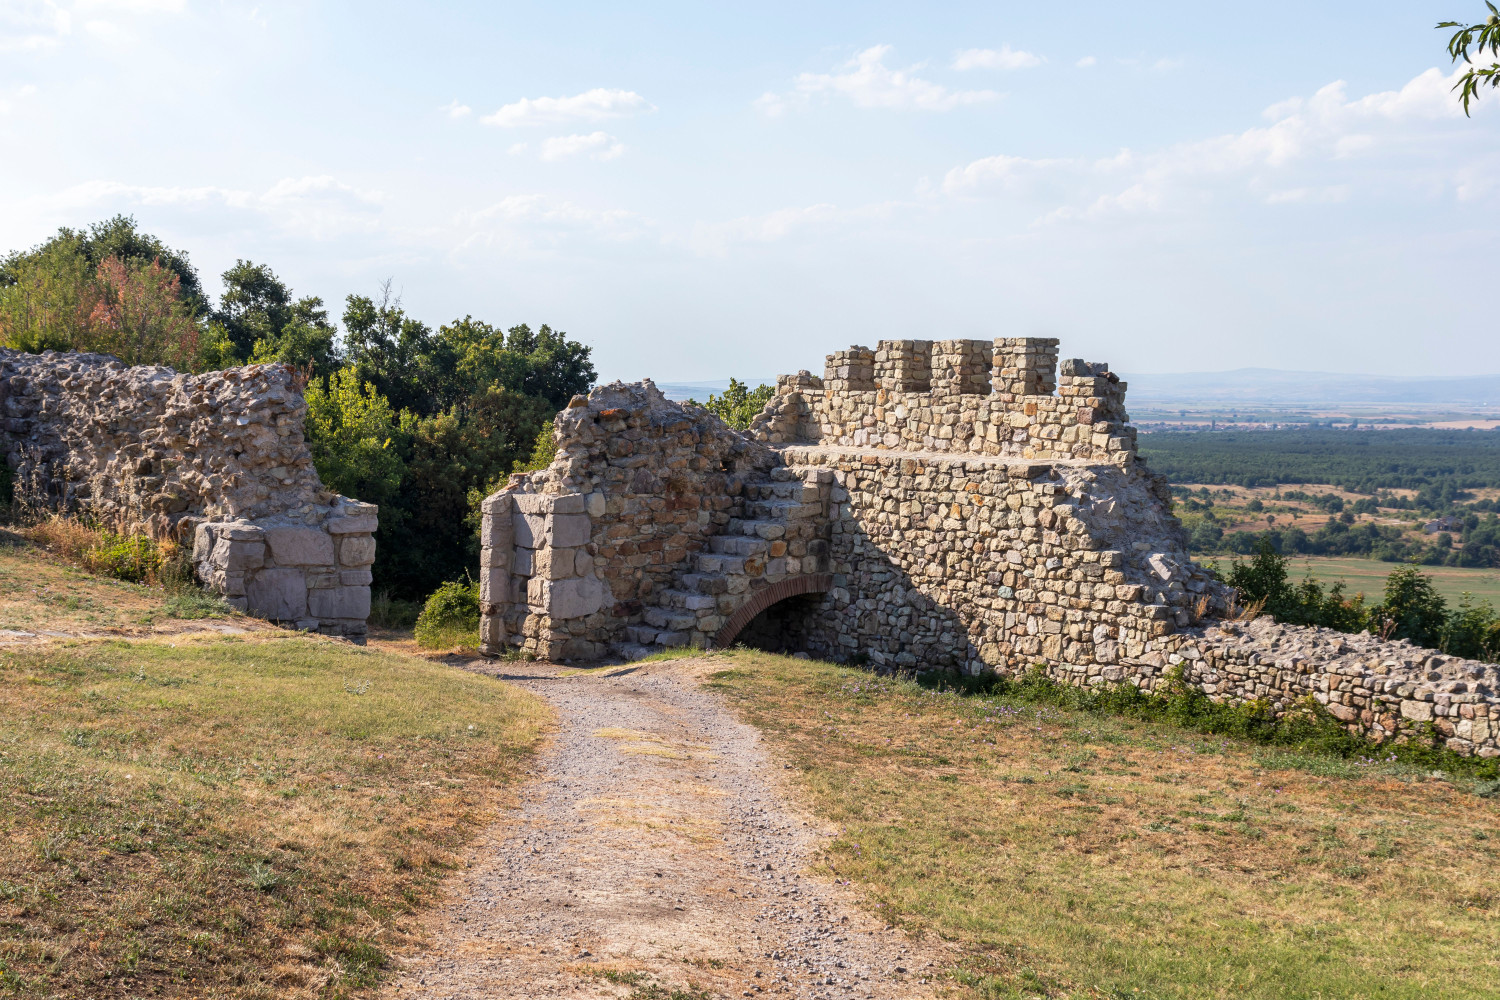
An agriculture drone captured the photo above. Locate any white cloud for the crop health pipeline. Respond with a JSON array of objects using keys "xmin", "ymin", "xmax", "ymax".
[
  {"xmin": 35, "ymin": 175, "xmax": 383, "ymax": 239},
  {"xmin": 537, "ymin": 132, "xmax": 626, "ymax": 161},
  {"xmin": 942, "ymin": 153, "xmax": 1070, "ymax": 195},
  {"xmin": 952, "ymin": 45, "xmax": 1042, "ymax": 71},
  {"xmin": 439, "ymin": 99, "xmax": 471, "ymax": 119},
  {"xmin": 481, "ymin": 88, "xmax": 653, "ymax": 127},
  {"xmin": 756, "ymin": 45, "xmax": 1002, "ymax": 116},
  {"xmin": 943, "ymin": 63, "xmax": 1492, "ymax": 225},
  {"xmin": 1076, "ymin": 55, "xmax": 1096, "ymax": 68},
  {"xmin": 456, "ymin": 194, "xmax": 651, "ymax": 255}
]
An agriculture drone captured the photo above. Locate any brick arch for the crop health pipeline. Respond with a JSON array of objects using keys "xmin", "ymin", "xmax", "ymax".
[{"xmin": 712, "ymin": 573, "xmax": 833, "ymax": 648}]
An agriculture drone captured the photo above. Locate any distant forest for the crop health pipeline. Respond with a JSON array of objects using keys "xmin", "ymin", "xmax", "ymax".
[{"xmin": 1138, "ymin": 428, "xmax": 1500, "ymax": 493}]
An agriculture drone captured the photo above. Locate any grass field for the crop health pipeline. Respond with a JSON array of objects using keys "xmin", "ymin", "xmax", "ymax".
[
  {"xmin": 1280, "ymin": 555, "xmax": 1500, "ymax": 607},
  {"xmin": 708, "ymin": 651, "xmax": 1500, "ymax": 1000},
  {"xmin": 0, "ymin": 628, "xmax": 547, "ymax": 997}
]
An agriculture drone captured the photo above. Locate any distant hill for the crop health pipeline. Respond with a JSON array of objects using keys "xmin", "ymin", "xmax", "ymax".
[
  {"xmin": 653, "ymin": 369, "xmax": 1500, "ymax": 408},
  {"xmin": 1119, "ymin": 369, "xmax": 1500, "ymax": 407}
]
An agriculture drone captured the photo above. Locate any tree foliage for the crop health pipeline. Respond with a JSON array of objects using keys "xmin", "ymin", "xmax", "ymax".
[
  {"xmin": 1439, "ymin": 4, "xmax": 1500, "ymax": 114},
  {"xmin": 1226, "ymin": 538, "xmax": 1500, "ymax": 661},
  {"xmin": 692, "ymin": 378, "xmax": 775, "ymax": 430}
]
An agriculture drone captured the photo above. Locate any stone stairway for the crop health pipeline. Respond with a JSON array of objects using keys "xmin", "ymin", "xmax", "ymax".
[{"xmin": 614, "ymin": 465, "xmax": 832, "ymax": 658}]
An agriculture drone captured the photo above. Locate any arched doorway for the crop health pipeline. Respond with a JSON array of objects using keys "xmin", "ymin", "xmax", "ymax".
[{"xmin": 712, "ymin": 573, "xmax": 832, "ymax": 650}]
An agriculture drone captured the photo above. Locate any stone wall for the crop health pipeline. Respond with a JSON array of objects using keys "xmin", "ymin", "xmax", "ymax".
[
  {"xmin": 750, "ymin": 338, "xmax": 1134, "ymax": 463},
  {"xmin": 0, "ymin": 349, "xmax": 375, "ymax": 636},
  {"xmin": 478, "ymin": 338, "xmax": 1500, "ymax": 757}
]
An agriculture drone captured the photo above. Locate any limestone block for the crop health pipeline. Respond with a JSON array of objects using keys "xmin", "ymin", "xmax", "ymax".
[
  {"xmin": 341, "ymin": 569, "xmax": 373, "ymax": 586},
  {"xmin": 308, "ymin": 585, "xmax": 371, "ymax": 620},
  {"xmin": 479, "ymin": 566, "xmax": 507, "ymax": 604},
  {"xmin": 265, "ymin": 526, "xmax": 336, "ymax": 566},
  {"xmin": 514, "ymin": 512, "xmax": 544, "ymax": 547},
  {"xmin": 528, "ymin": 576, "xmax": 608, "ymax": 619},
  {"xmin": 513, "ymin": 548, "xmax": 535, "ymax": 576},
  {"xmin": 481, "ymin": 493, "xmax": 513, "ymax": 516},
  {"xmin": 535, "ymin": 546, "xmax": 580, "ymax": 581},
  {"xmin": 1400, "ymin": 699, "xmax": 1434, "ymax": 722},
  {"xmin": 325, "ymin": 515, "xmax": 378, "ymax": 534},
  {"xmin": 585, "ymin": 492, "xmax": 607, "ymax": 518},
  {"xmin": 551, "ymin": 494, "xmax": 586, "ymax": 514},
  {"xmin": 339, "ymin": 535, "xmax": 376, "ymax": 567},
  {"xmin": 551, "ymin": 514, "xmax": 591, "ymax": 547},
  {"xmin": 246, "ymin": 567, "xmax": 308, "ymax": 620},
  {"xmin": 514, "ymin": 493, "xmax": 551, "ymax": 514},
  {"xmin": 211, "ymin": 538, "xmax": 266, "ymax": 572}
]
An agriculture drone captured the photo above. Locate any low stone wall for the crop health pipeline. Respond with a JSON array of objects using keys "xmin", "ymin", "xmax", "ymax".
[{"xmin": 0, "ymin": 349, "xmax": 375, "ymax": 636}]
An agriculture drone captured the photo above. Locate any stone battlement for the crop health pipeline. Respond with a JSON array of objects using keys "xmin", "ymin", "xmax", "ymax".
[{"xmin": 749, "ymin": 338, "xmax": 1133, "ymax": 462}]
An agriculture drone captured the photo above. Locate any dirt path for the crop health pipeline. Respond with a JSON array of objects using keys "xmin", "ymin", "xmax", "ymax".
[{"xmin": 385, "ymin": 656, "xmax": 942, "ymax": 1000}]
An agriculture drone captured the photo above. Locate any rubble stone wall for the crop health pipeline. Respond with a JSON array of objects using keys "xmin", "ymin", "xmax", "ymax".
[
  {"xmin": 479, "ymin": 338, "xmax": 1500, "ymax": 757},
  {"xmin": 0, "ymin": 349, "xmax": 375, "ymax": 636}
]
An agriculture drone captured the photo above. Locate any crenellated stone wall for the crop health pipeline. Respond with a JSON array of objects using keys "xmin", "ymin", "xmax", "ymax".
[
  {"xmin": 0, "ymin": 349, "xmax": 375, "ymax": 637},
  {"xmin": 477, "ymin": 338, "xmax": 1500, "ymax": 757}
]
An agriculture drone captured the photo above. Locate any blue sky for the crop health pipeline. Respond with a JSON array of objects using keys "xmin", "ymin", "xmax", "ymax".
[{"xmin": 1, "ymin": 1, "xmax": 1496, "ymax": 383}]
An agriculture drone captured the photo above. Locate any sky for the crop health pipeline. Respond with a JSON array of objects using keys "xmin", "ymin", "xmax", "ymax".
[{"xmin": 1, "ymin": 1, "xmax": 1496, "ymax": 384}]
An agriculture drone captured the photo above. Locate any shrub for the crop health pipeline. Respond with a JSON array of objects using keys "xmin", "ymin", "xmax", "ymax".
[
  {"xmin": 83, "ymin": 534, "xmax": 162, "ymax": 583},
  {"xmin": 414, "ymin": 579, "xmax": 480, "ymax": 649}
]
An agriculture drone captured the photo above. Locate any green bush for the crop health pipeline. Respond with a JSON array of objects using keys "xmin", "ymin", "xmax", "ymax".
[
  {"xmin": 414, "ymin": 579, "xmax": 480, "ymax": 650},
  {"xmin": 84, "ymin": 534, "xmax": 162, "ymax": 583}
]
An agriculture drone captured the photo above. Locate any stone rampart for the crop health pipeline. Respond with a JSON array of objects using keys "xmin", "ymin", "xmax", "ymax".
[
  {"xmin": 479, "ymin": 339, "xmax": 1500, "ymax": 757},
  {"xmin": 0, "ymin": 349, "xmax": 375, "ymax": 636}
]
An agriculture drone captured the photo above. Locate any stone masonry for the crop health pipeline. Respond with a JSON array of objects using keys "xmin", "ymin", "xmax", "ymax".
[
  {"xmin": 479, "ymin": 338, "xmax": 1500, "ymax": 757},
  {"xmin": 0, "ymin": 349, "xmax": 375, "ymax": 637}
]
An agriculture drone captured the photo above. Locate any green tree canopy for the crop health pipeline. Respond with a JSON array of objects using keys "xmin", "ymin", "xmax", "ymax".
[{"xmin": 1, "ymin": 215, "xmax": 204, "ymax": 309}]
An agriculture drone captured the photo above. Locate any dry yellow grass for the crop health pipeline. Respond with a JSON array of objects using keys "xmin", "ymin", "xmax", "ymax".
[
  {"xmin": 0, "ymin": 630, "xmax": 548, "ymax": 998},
  {"xmin": 706, "ymin": 651, "xmax": 1500, "ymax": 1000}
]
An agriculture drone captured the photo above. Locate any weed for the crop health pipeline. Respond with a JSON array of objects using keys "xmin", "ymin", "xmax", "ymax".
[{"xmin": 246, "ymin": 862, "xmax": 281, "ymax": 893}]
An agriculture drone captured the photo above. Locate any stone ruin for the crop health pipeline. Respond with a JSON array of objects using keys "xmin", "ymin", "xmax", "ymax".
[
  {"xmin": 481, "ymin": 337, "xmax": 1500, "ymax": 757},
  {"xmin": 0, "ymin": 349, "xmax": 375, "ymax": 638}
]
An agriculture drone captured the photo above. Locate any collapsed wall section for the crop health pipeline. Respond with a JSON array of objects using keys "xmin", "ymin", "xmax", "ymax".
[
  {"xmin": 0, "ymin": 349, "xmax": 375, "ymax": 636},
  {"xmin": 478, "ymin": 380, "xmax": 782, "ymax": 659}
]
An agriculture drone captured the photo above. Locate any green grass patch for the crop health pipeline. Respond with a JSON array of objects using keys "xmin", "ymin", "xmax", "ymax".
[{"xmin": 706, "ymin": 651, "xmax": 1500, "ymax": 1000}]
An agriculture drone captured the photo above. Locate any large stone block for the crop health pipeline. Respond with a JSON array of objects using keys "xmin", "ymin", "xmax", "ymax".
[
  {"xmin": 308, "ymin": 585, "xmax": 371, "ymax": 620},
  {"xmin": 245, "ymin": 567, "xmax": 308, "ymax": 620},
  {"xmin": 528, "ymin": 575, "xmax": 607, "ymax": 619},
  {"xmin": 265, "ymin": 526, "xmax": 335, "ymax": 566},
  {"xmin": 551, "ymin": 513, "xmax": 591, "ymax": 547},
  {"xmin": 339, "ymin": 535, "xmax": 376, "ymax": 567},
  {"xmin": 514, "ymin": 512, "xmax": 545, "ymax": 547},
  {"xmin": 210, "ymin": 538, "xmax": 265, "ymax": 572}
]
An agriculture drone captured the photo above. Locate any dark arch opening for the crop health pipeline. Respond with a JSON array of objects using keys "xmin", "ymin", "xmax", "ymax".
[
  {"xmin": 712, "ymin": 573, "xmax": 832, "ymax": 648},
  {"xmin": 733, "ymin": 592, "xmax": 822, "ymax": 654}
]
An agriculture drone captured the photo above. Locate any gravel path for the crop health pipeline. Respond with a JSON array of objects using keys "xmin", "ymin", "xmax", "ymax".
[{"xmin": 385, "ymin": 656, "xmax": 942, "ymax": 1000}]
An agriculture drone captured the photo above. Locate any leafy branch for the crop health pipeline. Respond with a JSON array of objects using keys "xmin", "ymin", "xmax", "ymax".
[{"xmin": 1438, "ymin": 3, "xmax": 1500, "ymax": 115}]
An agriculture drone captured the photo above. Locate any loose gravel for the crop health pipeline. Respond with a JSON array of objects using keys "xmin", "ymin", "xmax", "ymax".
[{"xmin": 385, "ymin": 656, "xmax": 942, "ymax": 999}]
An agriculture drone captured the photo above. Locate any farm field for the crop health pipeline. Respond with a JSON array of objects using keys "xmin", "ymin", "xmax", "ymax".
[{"xmin": 1283, "ymin": 555, "xmax": 1500, "ymax": 607}]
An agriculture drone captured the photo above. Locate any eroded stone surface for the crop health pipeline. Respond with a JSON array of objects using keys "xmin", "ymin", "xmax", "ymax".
[{"xmin": 0, "ymin": 349, "xmax": 377, "ymax": 636}]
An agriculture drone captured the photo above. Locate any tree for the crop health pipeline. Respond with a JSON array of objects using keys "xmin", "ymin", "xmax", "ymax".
[
  {"xmin": 1, "ymin": 215, "xmax": 204, "ymax": 309},
  {"xmin": 215, "ymin": 261, "xmax": 340, "ymax": 375},
  {"xmin": 303, "ymin": 368, "xmax": 407, "ymax": 513},
  {"xmin": 694, "ymin": 378, "xmax": 776, "ymax": 430},
  {"xmin": 81, "ymin": 256, "xmax": 207, "ymax": 369},
  {"xmin": 1439, "ymin": 5, "xmax": 1500, "ymax": 114},
  {"xmin": 1373, "ymin": 566, "xmax": 1449, "ymax": 647}
]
